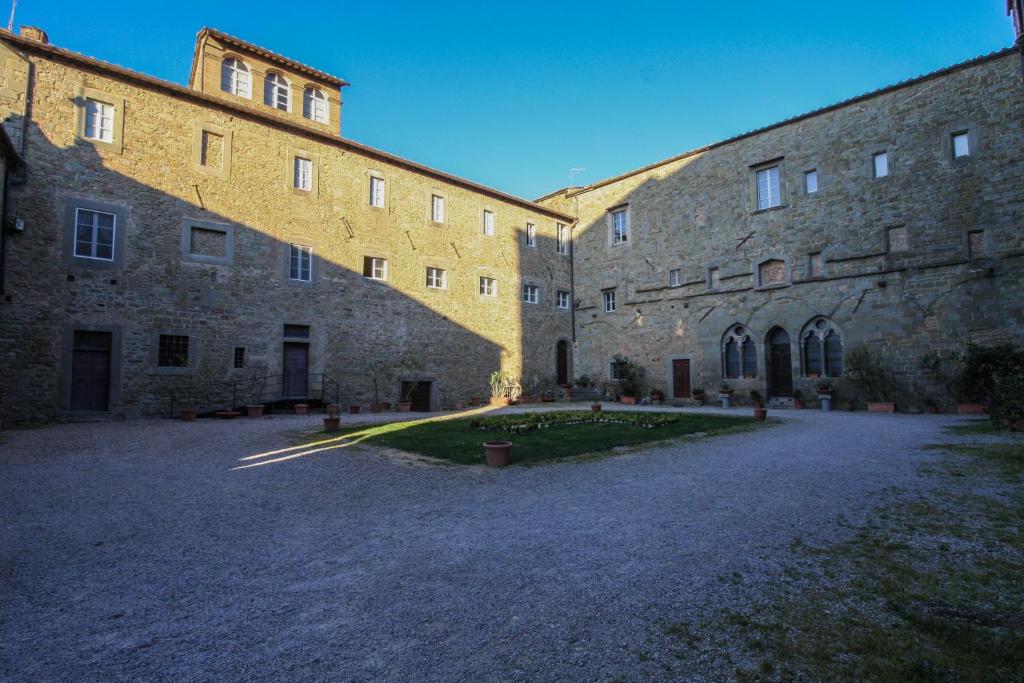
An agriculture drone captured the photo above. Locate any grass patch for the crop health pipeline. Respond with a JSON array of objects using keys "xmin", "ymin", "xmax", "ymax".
[
  {"xmin": 307, "ymin": 410, "xmax": 755, "ymax": 465},
  {"xmin": 659, "ymin": 439, "xmax": 1024, "ymax": 680},
  {"xmin": 945, "ymin": 421, "xmax": 1006, "ymax": 436}
]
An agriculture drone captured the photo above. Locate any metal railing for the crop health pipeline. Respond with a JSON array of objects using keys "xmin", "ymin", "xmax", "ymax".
[{"xmin": 168, "ymin": 373, "xmax": 341, "ymax": 417}]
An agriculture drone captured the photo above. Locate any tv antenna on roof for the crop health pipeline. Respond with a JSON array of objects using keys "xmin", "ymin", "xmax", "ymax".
[{"xmin": 568, "ymin": 167, "xmax": 586, "ymax": 182}]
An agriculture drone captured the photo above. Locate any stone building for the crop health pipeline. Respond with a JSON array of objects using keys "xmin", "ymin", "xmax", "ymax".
[
  {"xmin": 0, "ymin": 21, "xmax": 1021, "ymax": 422},
  {"xmin": 539, "ymin": 45, "xmax": 1024, "ymax": 406}
]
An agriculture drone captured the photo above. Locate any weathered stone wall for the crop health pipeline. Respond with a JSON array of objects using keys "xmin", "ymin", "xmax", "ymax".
[
  {"xmin": 0, "ymin": 45, "xmax": 572, "ymax": 419},
  {"xmin": 548, "ymin": 49, "xmax": 1024, "ymax": 408}
]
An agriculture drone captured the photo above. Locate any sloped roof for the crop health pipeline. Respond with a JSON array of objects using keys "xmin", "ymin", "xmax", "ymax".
[{"xmin": 192, "ymin": 28, "xmax": 349, "ymax": 88}]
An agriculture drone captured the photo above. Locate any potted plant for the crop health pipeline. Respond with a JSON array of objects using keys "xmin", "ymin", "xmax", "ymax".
[
  {"xmin": 612, "ymin": 355, "xmax": 645, "ymax": 406},
  {"xmin": 244, "ymin": 370, "xmax": 267, "ymax": 418},
  {"xmin": 719, "ymin": 383, "xmax": 734, "ymax": 408},
  {"xmin": 245, "ymin": 404, "xmax": 264, "ymax": 418},
  {"xmin": 323, "ymin": 414, "xmax": 340, "ymax": 432},
  {"xmin": 483, "ymin": 440, "xmax": 513, "ymax": 467},
  {"xmin": 488, "ymin": 370, "xmax": 521, "ymax": 406},
  {"xmin": 792, "ymin": 389, "xmax": 805, "ymax": 410},
  {"xmin": 846, "ymin": 346, "xmax": 897, "ymax": 413},
  {"xmin": 349, "ymin": 404, "xmax": 361, "ymax": 414},
  {"xmin": 367, "ymin": 359, "xmax": 389, "ymax": 414},
  {"xmin": 925, "ymin": 397, "xmax": 940, "ymax": 414},
  {"xmin": 650, "ymin": 388, "xmax": 665, "ymax": 405},
  {"xmin": 325, "ymin": 404, "xmax": 340, "ymax": 417},
  {"xmin": 816, "ymin": 380, "xmax": 832, "ymax": 412},
  {"xmin": 215, "ymin": 409, "xmax": 240, "ymax": 419},
  {"xmin": 750, "ymin": 389, "xmax": 768, "ymax": 421},
  {"xmin": 591, "ymin": 402, "xmax": 602, "ymax": 413},
  {"xmin": 691, "ymin": 387, "xmax": 705, "ymax": 404},
  {"xmin": 575, "ymin": 375, "xmax": 592, "ymax": 389}
]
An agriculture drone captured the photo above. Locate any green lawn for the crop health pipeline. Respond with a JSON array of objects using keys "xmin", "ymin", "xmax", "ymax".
[{"xmin": 315, "ymin": 410, "xmax": 755, "ymax": 465}]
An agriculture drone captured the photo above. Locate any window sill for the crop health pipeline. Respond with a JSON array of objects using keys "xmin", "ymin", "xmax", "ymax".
[
  {"xmin": 754, "ymin": 282, "xmax": 791, "ymax": 291},
  {"xmin": 751, "ymin": 205, "xmax": 786, "ymax": 216}
]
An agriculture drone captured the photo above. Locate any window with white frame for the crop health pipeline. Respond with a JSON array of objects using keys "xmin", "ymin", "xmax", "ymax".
[
  {"xmin": 293, "ymin": 157, "xmax": 313, "ymax": 191},
  {"xmin": 557, "ymin": 290, "xmax": 570, "ymax": 309},
  {"xmin": 952, "ymin": 131, "xmax": 970, "ymax": 158},
  {"xmin": 805, "ymin": 169, "xmax": 818, "ymax": 194},
  {"xmin": 556, "ymin": 223, "xmax": 569, "ymax": 254},
  {"xmin": 264, "ymin": 73, "xmax": 291, "ymax": 111},
  {"xmin": 708, "ymin": 267, "xmax": 720, "ymax": 289},
  {"xmin": 525, "ymin": 222, "xmax": 536, "ymax": 247},
  {"xmin": 479, "ymin": 276, "xmax": 497, "ymax": 297},
  {"xmin": 611, "ymin": 208, "xmax": 628, "ymax": 245},
  {"xmin": 362, "ymin": 256, "xmax": 387, "ymax": 281},
  {"xmin": 756, "ymin": 166, "xmax": 781, "ymax": 209},
  {"xmin": 603, "ymin": 289, "xmax": 616, "ymax": 313},
  {"xmin": 483, "ymin": 210, "xmax": 495, "ymax": 236},
  {"xmin": 426, "ymin": 266, "xmax": 446, "ymax": 289},
  {"xmin": 84, "ymin": 98, "xmax": 114, "ymax": 143},
  {"xmin": 369, "ymin": 176, "xmax": 385, "ymax": 208},
  {"xmin": 303, "ymin": 87, "xmax": 328, "ymax": 124},
  {"xmin": 220, "ymin": 58, "xmax": 251, "ymax": 98},
  {"xmin": 522, "ymin": 284, "xmax": 539, "ymax": 304},
  {"xmin": 289, "ymin": 244, "xmax": 312, "ymax": 282},
  {"xmin": 74, "ymin": 208, "xmax": 116, "ymax": 261},
  {"xmin": 669, "ymin": 269, "xmax": 681, "ymax": 287},
  {"xmin": 431, "ymin": 195, "xmax": 445, "ymax": 223},
  {"xmin": 873, "ymin": 151, "xmax": 889, "ymax": 178}
]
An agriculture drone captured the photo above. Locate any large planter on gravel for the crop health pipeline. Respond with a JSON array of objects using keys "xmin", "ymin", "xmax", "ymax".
[
  {"xmin": 179, "ymin": 408, "xmax": 197, "ymax": 422},
  {"xmin": 245, "ymin": 405, "xmax": 264, "ymax": 418},
  {"xmin": 591, "ymin": 403, "xmax": 602, "ymax": 413},
  {"xmin": 215, "ymin": 410, "xmax": 240, "ymax": 419},
  {"xmin": 483, "ymin": 441, "xmax": 513, "ymax": 467},
  {"xmin": 396, "ymin": 402, "xmax": 412, "ymax": 412},
  {"xmin": 818, "ymin": 394, "xmax": 832, "ymax": 412},
  {"xmin": 753, "ymin": 407, "xmax": 768, "ymax": 421},
  {"xmin": 323, "ymin": 416, "xmax": 340, "ymax": 432},
  {"xmin": 867, "ymin": 402, "xmax": 896, "ymax": 413},
  {"xmin": 294, "ymin": 403, "xmax": 309, "ymax": 415},
  {"xmin": 370, "ymin": 402, "xmax": 385, "ymax": 413},
  {"xmin": 620, "ymin": 395, "xmax": 638, "ymax": 405},
  {"xmin": 349, "ymin": 405, "xmax": 361, "ymax": 415},
  {"xmin": 489, "ymin": 397, "xmax": 511, "ymax": 407},
  {"xmin": 956, "ymin": 403, "xmax": 986, "ymax": 415}
]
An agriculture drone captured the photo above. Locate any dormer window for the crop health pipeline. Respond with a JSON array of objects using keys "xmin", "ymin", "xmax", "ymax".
[
  {"xmin": 303, "ymin": 87, "xmax": 328, "ymax": 124},
  {"xmin": 220, "ymin": 58, "xmax": 251, "ymax": 98},
  {"xmin": 264, "ymin": 73, "xmax": 291, "ymax": 112}
]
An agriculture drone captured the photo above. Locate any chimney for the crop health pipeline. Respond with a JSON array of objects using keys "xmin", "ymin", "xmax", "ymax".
[{"xmin": 18, "ymin": 26, "xmax": 48, "ymax": 44}]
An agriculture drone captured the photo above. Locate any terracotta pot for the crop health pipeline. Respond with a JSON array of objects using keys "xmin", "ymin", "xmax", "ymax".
[
  {"xmin": 541, "ymin": 396, "xmax": 555, "ymax": 403},
  {"xmin": 793, "ymin": 400, "xmax": 805, "ymax": 410},
  {"xmin": 323, "ymin": 416, "xmax": 340, "ymax": 432},
  {"xmin": 519, "ymin": 395, "xmax": 537, "ymax": 404},
  {"xmin": 753, "ymin": 407, "xmax": 768, "ymax": 421},
  {"xmin": 927, "ymin": 405, "xmax": 940, "ymax": 414},
  {"xmin": 294, "ymin": 403, "xmax": 309, "ymax": 415},
  {"xmin": 179, "ymin": 408, "xmax": 197, "ymax": 422},
  {"xmin": 956, "ymin": 403, "xmax": 986, "ymax": 415},
  {"xmin": 396, "ymin": 402, "xmax": 413, "ymax": 412},
  {"xmin": 452, "ymin": 401, "xmax": 466, "ymax": 410},
  {"xmin": 325, "ymin": 404, "xmax": 340, "ymax": 417},
  {"xmin": 470, "ymin": 397, "xmax": 481, "ymax": 406},
  {"xmin": 215, "ymin": 410, "xmax": 241, "ymax": 419},
  {"xmin": 621, "ymin": 396, "xmax": 637, "ymax": 405},
  {"xmin": 246, "ymin": 405, "xmax": 264, "ymax": 418},
  {"xmin": 370, "ymin": 403, "xmax": 384, "ymax": 413},
  {"xmin": 489, "ymin": 397, "xmax": 510, "ymax": 406},
  {"xmin": 591, "ymin": 403, "xmax": 602, "ymax": 413},
  {"xmin": 867, "ymin": 402, "xmax": 896, "ymax": 413},
  {"xmin": 483, "ymin": 441, "xmax": 513, "ymax": 467},
  {"xmin": 349, "ymin": 405, "xmax": 361, "ymax": 415}
]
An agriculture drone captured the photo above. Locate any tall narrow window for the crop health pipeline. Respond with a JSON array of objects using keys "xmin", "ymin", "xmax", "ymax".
[
  {"xmin": 952, "ymin": 131, "xmax": 970, "ymax": 159},
  {"xmin": 362, "ymin": 256, "xmax": 387, "ymax": 281},
  {"xmin": 722, "ymin": 325, "xmax": 756, "ymax": 379},
  {"xmin": 804, "ymin": 169, "xmax": 818, "ymax": 194},
  {"xmin": 479, "ymin": 276, "xmax": 497, "ymax": 297},
  {"xmin": 483, "ymin": 210, "xmax": 495, "ymax": 236},
  {"xmin": 220, "ymin": 58, "xmax": 251, "ymax": 98},
  {"xmin": 967, "ymin": 230, "xmax": 986, "ymax": 259},
  {"xmin": 84, "ymin": 99, "xmax": 114, "ymax": 142},
  {"xmin": 557, "ymin": 290, "xmax": 570, "ymax": 309},
  {"xmin": 233, "ymin": 347, "xmax": 246, "ymax": 369},
  {"xmin": 431, "ymin": 195, "xmax": 445, "ymax": 223},
  {"xmin": 611, "ymin": 208, "xmax": 628, "ymax": 245},
  {"xmin": 426, "ymin": 267, "xmax": 446, "ymax": 289},
  {"xmin": 369, "ymin": 176, "xmax": 385, "ymax": 208},
  {"xmin": 293, "ymin": 157, "xmax": 313, "ymax": 191},
  {"xmin": 873, "ymin": 151, "xmax": 889, "ymax": 178},
  {"xmin": 264, "ymin": 73, "xmax": 291, "ymax": 111},
  {"xmin": 74, "ymin": 208, "xmax": 116, "ymax": 261},
  {"xmin": 808, "ymin": 252, "xmax": 823, "ymax": 278},
  {"xmin": 289, "ymin": 244, "xmax": 312, "ymax": 282},
  {"xmin": 669, "ymin": 269, "xmax": 681, "ymax": 287},
  {"xmin": 802, "ymin": 318, "xmax": 843, "ymax": 378},
  {"xmin": 708, "ymin": 267, "xmax": 720, "ymax": 289},
  {"xmin": 756, "ymin": 166, "xmax": 781, "ymax": 209},
  {"xmin": 525, "ymin": 223, "xmax": 536, "ymax": 247},
  {"xmin": 603, "ymin": 289, "xmax": 616, "ymax": 313},
  {"xmin": 522, "ymin": 284, "xmax": 539, "ymax": 304},
  {"xmin": 303, "ymin": 87, "xmax": 328, "ymax": 123},
  {"xmin": 556, "ymin": 223, "xmax": 569, "ymax": 254}
]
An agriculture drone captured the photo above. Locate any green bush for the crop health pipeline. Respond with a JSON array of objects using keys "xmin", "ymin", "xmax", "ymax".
[
  {"xmin": 845, "ymin": 346, "xmax": 895, "ymax": 402},
  {"xmin": 469, "ymin": 410, "xmax": 680, "ymax": 433}
]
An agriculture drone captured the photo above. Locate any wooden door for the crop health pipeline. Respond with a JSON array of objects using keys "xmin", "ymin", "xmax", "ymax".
[
  {"xmin": 282, "ymin": 342, "xmax": 309, "ymax": 398},
  {"xmin": 402, "ymin": 381, "xmax": 431, "ymax": 412},
  {"xmin": 672, "ymin": 358, "xmax": 691, "ymax": 399},
  {"xmin": 556, "ymin": 340, "xmax": 569, "ymax": 385},
  {"xmin": 70, "ymin": 331, "xmax": 112, "ymax": 411},
  {"xmin": 768, "ymin": 328, "xmax": 793, "ymax": 397}
]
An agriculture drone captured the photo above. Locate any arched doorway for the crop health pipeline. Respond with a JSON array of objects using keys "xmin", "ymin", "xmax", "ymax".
[
  {"xmin": 767, "ymin": 327, "xmax": 793, "ymax": 398},
  {"xmin": 556, "ymin": 340, "xmax": 570, "ymax": 385}
]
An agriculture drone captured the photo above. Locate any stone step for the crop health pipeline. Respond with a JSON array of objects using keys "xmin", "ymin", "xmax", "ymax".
[{"xmin": 768, "ymin": 397, "xmax": 794, "ymax": 408}]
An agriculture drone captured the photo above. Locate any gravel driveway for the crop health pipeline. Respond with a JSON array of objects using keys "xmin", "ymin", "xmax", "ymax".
[{"xmin": 0, "ymin": 406, "xmax": 972, "ymax": 681}]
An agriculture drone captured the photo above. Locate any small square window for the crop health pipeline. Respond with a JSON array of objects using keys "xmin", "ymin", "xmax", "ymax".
[
  {"xmin": 557, "ymin": 290, "xmax": 570, "ymax": 309},
  {"xmin": 873, "ymin": 151, "xmax": 889, "ymax": 178},
  {"xmin": 525, "ymin": 223, "xmax": 536, "ymax": 248},
  {"xmin": 369, "ymin": 176, "xmax": 385, "ymax": 208},
  {"xmin": 952, "ymin": 131, "xmax": 970, "ymax": 159},
  {"xmin": 556, "ymin": 223, "xmax": 569, "ymax": 255},
  {"xmin": 426, "ymin": 266, "xmax": 446, "ymax": 289},
  {"xmin": 293, "ymin": 157, "xmax": 313, "ymax": 191},
  {"xmin": 804, "ymin": 169, "xmax": 818, "ymax": 194},
  {"xmin": 603, "ymin": 289, "xmax": 616, "ymax": 313},
  {"xmin": 233, "ymin": 347, "xmax": 246, "ymax": 369},
  {"xmin": 522, "ymin": 284, "xmax": 539, "ymax": 304},
  {"xmin": 480, "ymin": 276, "xmax": 497, "ymax": 297},
  {"xmin": 611, "ymin": 209, "xmax": 628, "ymax": 245},
  {"xmin": 756, "ymin": 166, "xmax": 782, "ymax": 209},
  {"xmin": 289, "ymin": 244, "xmax": 312, "ymax": 282},
  {"xmin": 483, "ymin": 210, "xmax": 495, "ymax": 236},
  {"xmin": 158, "ymin": 335, "xmax": 189, "ymax": 368},
  {"xmin": 669, "ymin": 269, "xmax": 681, "ymax": 287},
  {"xmin": 431, "ymin": 195, "xmax": 445, "ymax": 223},
  {"xmin": 363, "ymin": 256, "xmax": 387, "ymax": 281}
]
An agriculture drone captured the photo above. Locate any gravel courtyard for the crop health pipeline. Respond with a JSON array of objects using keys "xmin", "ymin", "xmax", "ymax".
[{"xmin": 0, "ymin": 406, "xmax": 976, "ymax": 680}]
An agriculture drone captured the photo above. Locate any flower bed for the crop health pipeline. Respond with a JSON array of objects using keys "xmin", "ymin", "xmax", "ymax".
[{"xmin": 469, "ymin": 410, "xmax": 680, "ymax": 433}]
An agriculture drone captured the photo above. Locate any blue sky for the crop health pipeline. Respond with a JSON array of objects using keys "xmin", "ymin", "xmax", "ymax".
[{"xmin": 22, "ymin": 1, "xmax": 1016, "ymax": 199}]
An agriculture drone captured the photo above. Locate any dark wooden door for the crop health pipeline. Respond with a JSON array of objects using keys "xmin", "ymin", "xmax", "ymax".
[
  {"xmin": 768, "ymin": 328, "xmax": 793, "ymax": 397},
  {"xmin": 556, "ymin": 340, "xmax": 569, "ymax": 385},
  {"xmin": 672, "ymin": 358, "xmax": 691, "ymax": 399},
  {"xmin": 282, "ymin": 342, "xmax": 309, "ymax": 398},
  {"xmin": 402, "ymin": 381, "xmax": 431, "ymax": 412},
  {"xmin": 70, "ymin": 330, "xmax": 112, "ymax": 411}
]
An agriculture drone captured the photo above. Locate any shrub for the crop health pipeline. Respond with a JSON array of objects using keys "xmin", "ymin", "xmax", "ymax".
[
  {"xmin": 469, "ymin": 410, "xmax": 680, "ymax": 433},
  {"xmin": 845, "ymin": 346, "xmax": 894, "ymax": 402},
  {"xmin": 611, "ymin": 355, "xmax": 646, "ymax": 398}
]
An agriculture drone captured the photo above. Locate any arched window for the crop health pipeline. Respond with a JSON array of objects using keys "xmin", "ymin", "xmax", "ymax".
[
  {"xmin": 722, "ymin": 325, "xmax": 757, "ymax": 379},
  {"xmin": 303, "ymin": 87, "xmax": 328, "ymax": 123},
  {"xmin": 220, "ymin": 58, "xmax": 251, "ymax": 98},
  {"xmin": 801, "ymin": 317, "xmax": 844, "ymax": 377},
  {"xmin": 264, "ymin": 73, "xmax": 291, "ymax": 111}
]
